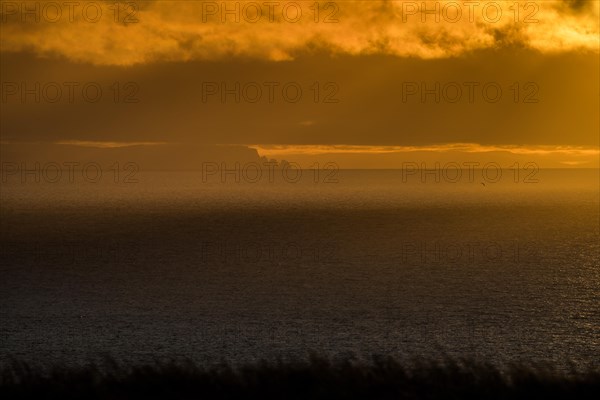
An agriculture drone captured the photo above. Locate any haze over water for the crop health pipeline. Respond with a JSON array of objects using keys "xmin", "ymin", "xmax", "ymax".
[{"xmin": 1, "ymin": 169, "xmax": 598, "ymax": 369}]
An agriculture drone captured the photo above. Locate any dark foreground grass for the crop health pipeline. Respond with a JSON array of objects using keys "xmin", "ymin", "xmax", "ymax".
[{"xmin": 1, "ymin": 356, "xmax": 599, "ymax": 399}]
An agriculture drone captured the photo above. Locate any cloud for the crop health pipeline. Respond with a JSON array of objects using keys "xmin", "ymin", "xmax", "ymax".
[
  {"xmin": 54, "ymin": 140, "xmax": 168, "ymax": 148},
  {"xmin": 560, "ymin": 160, "xmax": 591, "ymax": 165},
  {"xmin": 1, "ymin": 1, "xmax": 598, "ymax": 65},
  {"xmin": 248, "ymin": 143, "xmax": 600, "ymax": 168},
  {"xmin": 248, "ymin": 143, "xmax": 600, "ymax": 156}
]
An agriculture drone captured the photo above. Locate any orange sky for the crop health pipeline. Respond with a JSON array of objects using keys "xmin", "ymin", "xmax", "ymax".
[{"xmin": 1, "ymin": 1, "xmax": 598, "ymax": 168}]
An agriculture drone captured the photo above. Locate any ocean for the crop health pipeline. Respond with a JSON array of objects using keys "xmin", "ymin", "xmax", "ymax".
[{"xmin": 1, "ymin": 169, "xmax": 598, "ymax": 369}]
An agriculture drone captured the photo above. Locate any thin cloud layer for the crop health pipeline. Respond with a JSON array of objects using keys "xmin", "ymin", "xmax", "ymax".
[
  {"xmin": 248, "ymin": 143, "xmax": 600, "ymax": 156},
  {"xmin": 1, "ymin": 1, "xmax": 598, "ymax": 65},
  {"xmin": 249, "ymin": 143, "xmax": 600, "ymax": 168}
]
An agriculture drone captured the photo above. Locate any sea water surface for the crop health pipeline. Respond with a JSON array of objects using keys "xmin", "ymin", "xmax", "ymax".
[{"xmin": 1, "ymin": 169, "xmax": 598, "ymax": 369}]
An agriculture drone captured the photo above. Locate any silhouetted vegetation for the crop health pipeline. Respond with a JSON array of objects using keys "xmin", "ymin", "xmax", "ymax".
[{"xmin": 1, "ymin": 356, "xmax": 598, "ymax": 399}]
